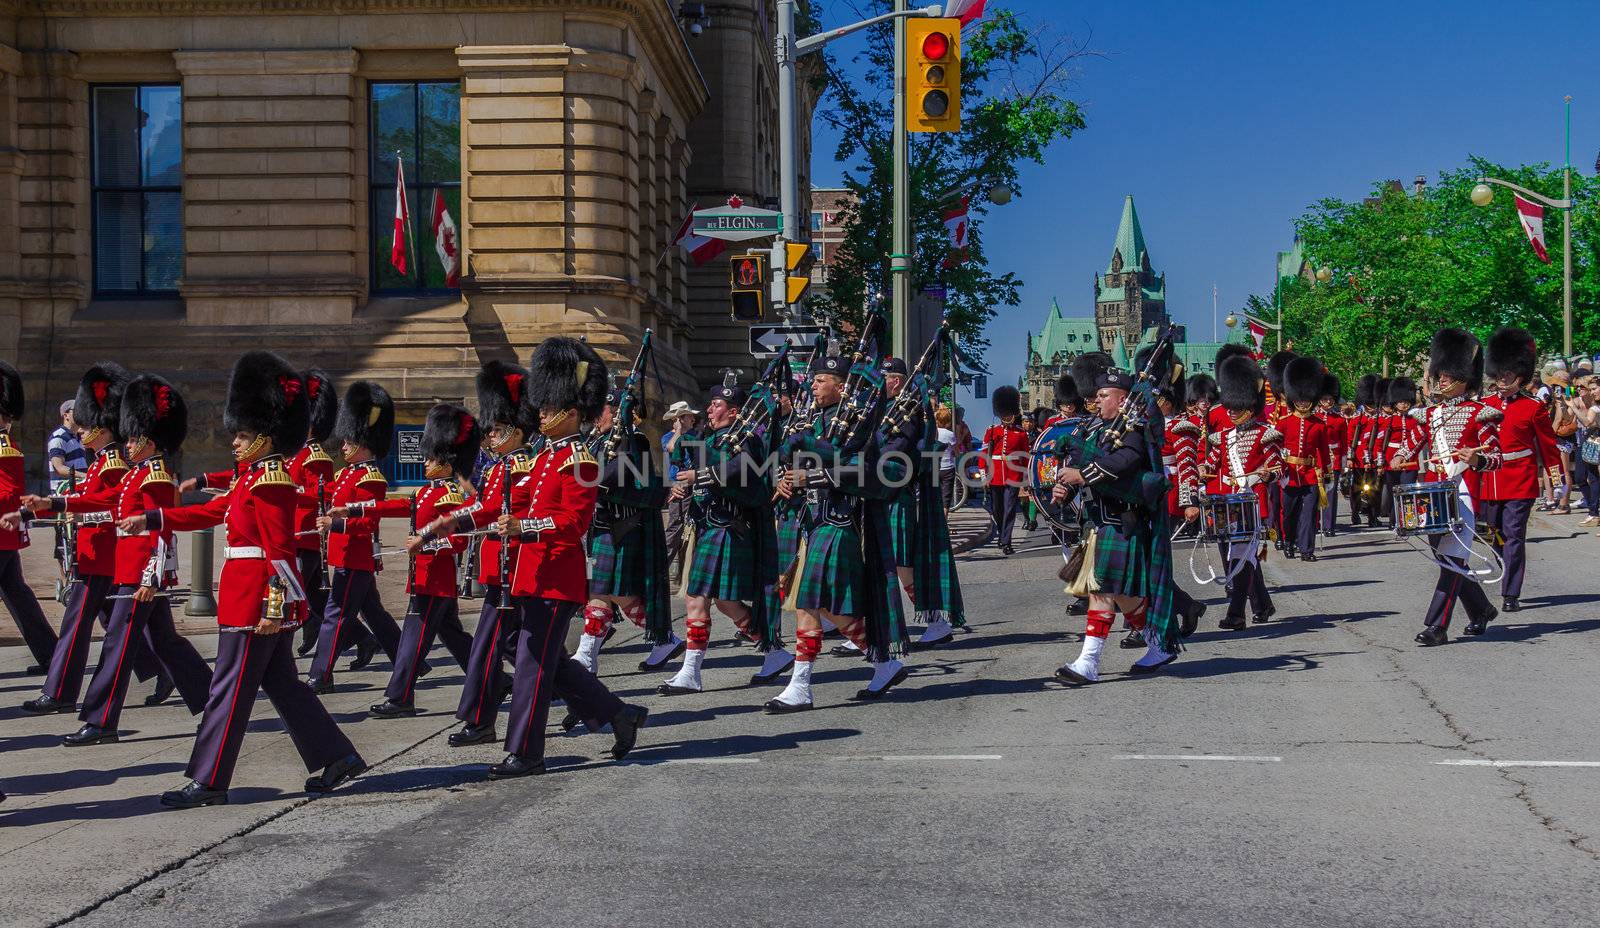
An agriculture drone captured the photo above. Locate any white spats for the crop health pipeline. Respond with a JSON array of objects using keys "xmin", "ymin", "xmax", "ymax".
[
  {"xmin": 916, "ymin": 615, "xmax": 954, "ymax": 645},
  {"xmin": 835, "ymin": 638, "xmax": 862, "ymax": 654},
  {"xmin": 574, "ymin": 632, "xmax": 603, "ymax": 674},
  {"xmin": 644, "ymin": 633, "xmax": 684, "ymax": 668},
  {"xmin": 864, "ymin": 659, "xmax": 906, "ymax": 694},
  {"xmin": 1063, "ymin": 634, "xmax": 1105, "ymax": 683},
  {"xmin": 770, "ymin": 660, "xmax": 814, "ymax": 708},
  {"xmin": 662, "ymin": 648, "xmax": 706, "ymax": 693},
  {"xmin": 1132, "ymin": 634, "xmax": 1175, "ymax": 670},
  {"xmin": 757, "ymin": 647, "xmax": 795, "ymax": 679}
]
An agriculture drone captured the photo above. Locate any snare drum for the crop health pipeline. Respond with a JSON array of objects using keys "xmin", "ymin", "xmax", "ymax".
[
  {"xmin": 1201, "ymin": 492, "xmax": 1260, "ymax": 542},
  {"xmin": 1029, "ymin": 421, "xmax": 1082, "ymax": 531},
  {"xmin": 1393, "ymin": 481, "xmax": 1459, "ymax": 536}
]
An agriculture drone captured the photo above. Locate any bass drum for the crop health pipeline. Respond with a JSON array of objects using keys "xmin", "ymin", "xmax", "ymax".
[{"xmin": 1029, "ymin": 420, "xmax": 1082, "ymax": 532}]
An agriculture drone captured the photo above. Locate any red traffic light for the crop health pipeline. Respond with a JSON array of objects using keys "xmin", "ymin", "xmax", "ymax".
[{"xmin": 921, "ymin": 31, "xmax": 950, "ymax": 60}]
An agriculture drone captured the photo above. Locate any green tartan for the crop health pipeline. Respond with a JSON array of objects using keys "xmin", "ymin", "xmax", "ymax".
[
  {"xmin": 795, "ymin": 522, "xmax": 862, "ymax": 616},
  {"xmin": 586, "ymin": 432, "xmax": 672, "ymax": 643},
  {"xmin": 1089, "ymin": 522, "xmax": 1149, "ymax": 597},
  {"xmin": 912, "ymin": 477, "xmax": 966, "ymax": 627},
  {"xmin": 685, "ymin": 525, "xmax": 756, "ymax": 602},
  {"xmin": 873, "ymin": 489, "xmax": 916, "ymax": 568}
]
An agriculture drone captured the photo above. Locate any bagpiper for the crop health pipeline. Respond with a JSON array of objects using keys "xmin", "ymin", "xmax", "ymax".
[
  {"xmin": 0, "ymin": 360, "xmax": 58, "ymax": 673},
  {"xmin": 1278, "ymin": 356, "xmax": 1328, "ymax": 561},
  {"xmin": 1207, "ymin": 354, "xmax": 1282, "ymax": 629}
]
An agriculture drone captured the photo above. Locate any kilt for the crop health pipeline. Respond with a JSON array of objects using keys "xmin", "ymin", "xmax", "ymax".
[
  {"xmin": 588, "ymin": 524, "xmax": 644, "ymax": 598},
  {"xmin": 1090, "ymin": 522, "xmax": 1148, "ymax": 599},
  {"xmin": 873, "ymin": 491, "xmax": 916, "ymax": 569},
  {"xmin": 794, "ymin": 522, "xmax": 864, "ymax": 616},
  {"xmin": 775, "ymin": 505, "xmax": 806, "ymax": 574},
  {"xmin": 685, "ymin": 524, "xmax": 756, "ymax": 602}
]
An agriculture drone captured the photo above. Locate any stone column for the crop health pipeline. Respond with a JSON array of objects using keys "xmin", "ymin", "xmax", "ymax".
[{"xmin": 0, "ymin": 43, "xmax": 22, "ymax": 362}]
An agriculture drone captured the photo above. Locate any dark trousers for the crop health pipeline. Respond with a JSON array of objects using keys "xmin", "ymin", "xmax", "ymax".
[
  {"xmin": 1282, "ymin": 484, "xmax": 1319, "ymax": 555},
  {"xmin": 0, "ymin": 549, "xmax": 57, "ymax": 668},
  {"xmin": 79, "ymin": 589, "xmax": 211, "ymax": 730},
  {"xmin": 42, "ymin": 574, "xmax": 135, "ymax": 702},
  {"xmin": 1321, "ymin": 473, "xmax": 1341, "ymax": 531},
  {"xmin": 1225, "ymin": 560, "xmax": 1273, "ymax": 619},
  {"xmin": 1479, "ymin": 498, "xmax": 1533, "ymax": 600},
  {"xmin": 456, "ymin": 588, "xmax": 516, "ymax": 728},
  {"xmin": 988, "ymin": 484, "xmax": 1021, "ymax": 548},
  {"xmin": 387, "ymin": 593, "xmax": 472, "ymax": 705},
  {"xmin": 1351, "ymin": 469, "xmax": 1382, "ymax": 526},
  {"xmin": 1382, "ymin": 471, "xmax": 1417, "ymax": 525},
  {"xmin": 1575, "ymin": 456, "xmax": 1600, "ymax": 516},
  {"xmin": 1422, "ymin": 534, "xmax": 1494, "ymax": 631},
  {"xmin": 297, "ymin": 549, "xmax": 329, "ymax": 650},
  {"xmin": 310, "ymin": 567, "xmax": 401, "ymax": 682},
  {"xmin": 665, "ymin": 495, "xmax": 691, "ymax": 563},
  {"xmin": 504, "ymin": 596, "xmax": 624, "ymax": 762},
  {"xmin": 188, "ymin": 628, "xmax": 355, "ymax": 791},
  {"xmin": 1267, "ymin": 482, "xmax": 1283, "ymax": 542}
]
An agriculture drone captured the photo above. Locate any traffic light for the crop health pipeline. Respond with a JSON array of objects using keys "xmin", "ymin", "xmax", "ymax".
[
  {"xmin": 783, "ymin": 241, "xmax": 815, "ymax": 304},
  {"xmin": 905, "ymin": 17, "xmax": 961, "ymax": 133},
  {"xmin": 729, "ymin": 251, "xmax": 769, "ymax": 321}
]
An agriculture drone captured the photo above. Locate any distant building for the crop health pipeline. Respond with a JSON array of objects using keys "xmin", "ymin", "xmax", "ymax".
[{"xmin": 808, "ymin": 187, "xmax": 855, "ymax": 300}]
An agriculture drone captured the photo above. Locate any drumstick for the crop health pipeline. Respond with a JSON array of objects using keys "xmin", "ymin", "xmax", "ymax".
[{"xmin": 1420, "ymin": 444, "xmax": 1489, "ymax": 468}]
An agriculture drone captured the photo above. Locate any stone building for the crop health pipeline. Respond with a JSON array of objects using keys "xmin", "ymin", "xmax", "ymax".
[
  {"xmin": 807, "ymin": 186, "xmax": 853, "ymax": 300},
  {"xmin": 1094, "ymin": 194, "xmax": 1169, "ymax": 352},
  {"xmin": 0, "ymin": 0, "xmax": 805, "ymax": 479}
]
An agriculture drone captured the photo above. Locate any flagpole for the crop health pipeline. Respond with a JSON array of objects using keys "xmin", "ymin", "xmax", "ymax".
[
  {"xmin": 1563, "ymin": 94, "xmax": 1572, "ymax": 358},
  {"xmin": 1211, "ymin": 283, "xmax": 1217, "ymax": 342},
  {"xmin": 398, "ymin": 150, "xmax": 418, "ymax": 280}
]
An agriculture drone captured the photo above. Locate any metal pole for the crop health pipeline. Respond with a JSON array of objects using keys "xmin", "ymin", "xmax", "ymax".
[
  {"xmin": 891, "ymin": 0, "xmax": 911, "ymax": 362},
  {"xmin": 776, "ymin": 0, "xmax": 801, "ymax": 325},
  {"xmin": 184, "ymin": 526, "xmax": 218, "ymax": 617},
  {"xmin": 1563, "ymin": 94, "xmax": 1573, "ymax": 358}
]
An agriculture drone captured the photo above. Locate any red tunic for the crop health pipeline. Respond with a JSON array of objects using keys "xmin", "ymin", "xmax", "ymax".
[
  {"xmin": 1478, "ymin": 393, "xmax": 1562, "ymax": 500},
  {"xmin": 1277, "ymin": 412, "xmax": 1327, "ymax": 488},
  {"xmin": 0, "ymin": 433, "xmax": 27, "ymax": 551},
  {"xmin": 1321, "ymin": 411, "xmax": 1348, "ymax": 471},
  {"xmin": 61, "ymin": 446, "xmax": 129, "ymax": 577},
  {"xmin": 1164, "ymin": 415, "xmax": 1203, "ymax": 514},
  {"xmin": 351, "ymin": 480, "xmax": 471, "ymax": 597},
  {"xmin": 1207, "ymin": 420, "xmax": 1284, "ymax": 516},
  {"xmin": 1420, "ymin": 397, "xmax": 1503, "ymax": 502},
  {"xmin": 981, "ymin": 422, "xmax": 1029, "ymax": 486},
  {"xmin": 155, "ymin": 457, "xmax": 304, "ymax": 629},
  {"xmin": 1207, "ymin": 403, "xmax": 1234, "ymax": 435},
  {"xmin": 318, "ymin": 462, "xmax": 389, "ymax": 571},
  {"xmin": 508, "ymin": 435, "xmax": 598, "ymax": 604},
  {"xmin": 447, "ymin": 446, "xmax": 534, "ymax": 587},
  {"xmin": 1383, "ymin": 410, "xmax": 1427, "ymax": 473},
  {"xmin": 60, "ymin": 457, "xmax": 178, "ymax": 587}
]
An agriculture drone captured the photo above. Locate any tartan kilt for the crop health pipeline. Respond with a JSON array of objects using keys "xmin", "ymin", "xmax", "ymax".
[
  {"xmin": 1091, "ymin": 523, "xmax": 1148, "ymax": 598},
  {"xmin": 588, "ymin": 525, "xmax": 644, "ymax": 598},
  {"xmin": 795, "ymin": 522, "xmax": 863, "ymax": 616},
  {"xmin": 686, "ymin": 524, "xmax": 757, "ymax": 602},
  {"xmin": 775, "ymin": 507, "xmax": 806, "ymax": 574},
  {"xmin": 873, "ymin": 491, "xmax": 916, "ymax": 569}
]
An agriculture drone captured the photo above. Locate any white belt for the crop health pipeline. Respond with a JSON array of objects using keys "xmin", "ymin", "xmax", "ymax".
[
  {"xmin": 1502, "ymin": 449, "xmax": 1532, "ymax": 461},
  {"xmin": 224, "ymin": 546, "xmax": 265, "ymax": 560}
]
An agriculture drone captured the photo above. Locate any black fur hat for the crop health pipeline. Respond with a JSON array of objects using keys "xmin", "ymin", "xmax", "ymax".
[
  {"xmin": 1355, "ymin": 374, "xmax": 1379, "ymax": 408},
  {"xmin": 303, "ymin": 369, "xmax": 338, "ymax": 445},
  {"xmin": 1386, "ymin": 377, "xmax": 1418, "ymax": 407},
  {"xmin": 1284, "ymin": 356, "xmax": 1324, "ymax": 407},
  {"xmin": 224, "ymin": 350, "xmax": 309, "ymax": 457},
  {"xmin": 0, "ymin": 360, "xmax": 22, "ymax": 420},
  {"xmin": 1069, "ymin": 351, "xmax": 1113, "ymax": 397},
  {"xmin": 1054, "ymin": 372, "xmax": 1082, "ymax": 409},
  {"xmin": 1485, "ymin": 327, "xmax": 1537, "ymax": 385},
  {"xmin": 1185, "ymin": 373, "xmax": 1219, "ymax": 408},
  {"xmin": 1320, "ymin": 373, "xmax": 1341, "ymax": 402},
  {"xmin": 421, "ymin": 403, "xmax": 481, "ymax": 479},
  {"xmin": 1428, "ymin": 328, "xmax": 1483, "ymax": 393},
  {"xmin": 1217, "ymin": 355, "xmax": 1265, "ymax": 415},
  {"xmin": 120, "ymin": 374, "xmax": 188, "ymax": 456},
  {"xmin": 1215, "ymin": 343, "xmax": 1254, "ymax": 371},
  {"xmin": 1265, "ymin": 350, "xmax": 1298, "ymax": 394},
  {"xmin": 476, "ymin": 360, "xmax": 538, "ymax": 436},
  {"xmin": 1375, "ymin": 378, "xmax": 1392, "ymax": 408},
  {"xmin": 528, "ymin": 337, "xmax": 608, "ymax": 420},
  {"xmin": 336, "ymin": 381, "xmax": 395, "ymax": 458},
  {"xmin": 74, "ymin": 362, "xmax": 132, "ymax": 442},
  {"xmin": 991, "ymin": 385, "xmax": 1021, "ymax": 419}
]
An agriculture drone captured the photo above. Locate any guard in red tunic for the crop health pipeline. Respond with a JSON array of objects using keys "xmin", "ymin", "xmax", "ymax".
[
  {"xmin": 1317, "ymin": 374, "xmax": 1347, "ymax": 537},
  {"xmin": 1382, "ymin": 378, "xmax": 1425, "ymax": 512},
  {"xmin": 1170, "ymin": 374, "xmax": 1216, "ymax": 542},
  {"xmin": 487, "ymin": 337, "xmax": 647, "ymax": 780},
  {"xmin": 1278, "ymin": 357, "xmax": 1328, "ymax": 561},
  {"xmin": 0, "ymin": 360, "xmax": 58, "ymax": 673},
  {"xmin": 307, "ymin": 381, "xmax": 405, "ymax": 691},
  {"xmin": 982, "ymin": 386, "xmax": 1028, "ymax": 555},
  {"xmin": 338, "ymin": 404, "xmax": 480, "ymax": 718},
  {"xmin": 1478, "ymin": 327, "xmax": 1563, "ymax": 613},
  {"xmin": 1207, "ymin": 344, "xmax": 1255, "ymax": 435},
  {"xmin": 1264, "ymin": 350, "xmax": 1297, "ymax": 547},
  {"xmin": 1208, "ymin": 355, "xmax": 1283, "ymax": 629},
  {"xmin": 1346, "ymin": 374, "xmax": 1382, "ymax": 528},
  {"xmin": 124, "ymin": 351, "xmax": 364, "ymax": 808}
]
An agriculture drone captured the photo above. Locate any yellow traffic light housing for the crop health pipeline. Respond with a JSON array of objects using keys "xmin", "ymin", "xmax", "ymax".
[
  {"xmin": 729, "ymin": 251, "xmax": 770, "ymax": 321},
  {"xmin": 784, "ymin": 241, "xmax": 815, "ymax": 304},
  {"xmin": 905, "ymin": 18, "xmax": 961, "ymax": 133}
]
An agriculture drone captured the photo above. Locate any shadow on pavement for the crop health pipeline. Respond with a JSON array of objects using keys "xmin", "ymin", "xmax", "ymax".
[
  {"xmin": 625, "ymin": 725, "xmax": 859, "ymax": 763},
  {"xmin": 1163, "ymin": 650, "xmax": 1362, "ymax": 678},
  {"xmin": 1, "ymin": 761, "xmax": 185, "ymax": 796},
  {"xmin": 1471, "ymin": 617, "xmax": 1600, "ymax": 643},
  {"xmin": 0, "ymin": 787, "xmax": 283, "ymax": 825}
]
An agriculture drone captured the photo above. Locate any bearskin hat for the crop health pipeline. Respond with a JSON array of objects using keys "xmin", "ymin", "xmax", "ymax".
[
  {"xmin": 1386, "ymin": 377, "xmax": 1418, "ymax": 407},
  {"xmin": 1375, "ymin": 378, "xmax": 1392, "ymax": 408},
  {"xmin": 1069, "ymin": 351, "xmax": 1113, "ymax": 397},
  {"xmin": 1428, "ymin": 328, "xmax": 1483, "ymax": 393},
  {"xmin": 303, "ymin": 369, "xmax": 338, "ymax": 445},
  {"xmin": 1320, "ymin": 373, "xmax": 1341, "ymax": 403},
  {"xmin": 1485, "ymin": 327, "xmax": 1537, "ymax": 385},
  {"xmin": 1355, "ymin": 374, "xmax": 1379, "ymax": 408},
  {"xmin": 528, "ymin": 337, "xmax": 608, "ymax": 420},
  {"xmin": 120, "ymin": 374, "xmax": 187, "ymax": 456},
  {"xmin": 1215, "ymin": 343, "xmax": 1254, "ymax": 371},
  {"xmin": 224, "ymin": 350, "xmax": 309, "ymax": 457},
  {"xmin": 421, "ymin": 403, "xmax": 481, "ymax": 479},
  {"xmin": 1217, "ymin": 355, "xmax": 1265, "ymax": 415},
  {"xmin": 1054, "ymin": 372, "xmax": 1082, "ymax": 409},
  {"xmin": 1185, "ymin": 373, "xmax": 1219, "ymax": 408},
  {"xmin": 0, "ymin": 360, "xmax": 22, "ymax": 421},
  {"xmin": 1284, "ymin": 356, "xmax": 1324, "ymax": 407},
  {"xmin": 991, "ymin": 385, "xmax": 1021, "ymax": 419},
  {"xmin": 74, "ymin": 362, "xmax": 132, "ymax": 442},
  {"xmin": 476, "ymin": 360, "xmax": 537, "ymax": 436},
  {"xmin": 335, "ymin": 381, "xmax": 395, "ymax": 458},
  {"xmin": 1265, "ymin": 351, "xmax": 1298, "ymax": 394}
]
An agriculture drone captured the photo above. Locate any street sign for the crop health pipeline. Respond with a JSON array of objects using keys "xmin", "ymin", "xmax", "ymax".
[
  {"xmin": 396, "ymin": 428, "xmax": 424, "ymax": 464},
  {"xmin": 749, "ymin": 324, "xmax": 831, "ymax": 359},
  {"xmin": 973, "ymin": 374, "xmax": 987, "ymax": 399},
  {"xmin": 694, "ymin": 204, "xmax": 784, "ymax": 242}
]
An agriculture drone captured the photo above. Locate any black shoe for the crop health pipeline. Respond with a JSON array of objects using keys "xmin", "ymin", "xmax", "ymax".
[
  {"xmin": 306, "ymin": 753, "xmax": 366, "ymax": 793},
  {"xmin": 1415, "ymin": 626, "xmax": 1448, "ymax": 647},
  {"xmin": 22, "ymin": 695, "xmax": 76, "ymax": 714},
  {"xmin": 830, "ymin": 643, "xmax": 863, "ymax": 658},
  {"xmin": 610, "ymin": 704, "xmax": 648, "ymax": 760},
  {"xmin": 1179, "ymin": 600, "xmax": 1207, "ymax": 638},
  {"xmin": 1250, "ymin": 611, "xmax": 1273, "ymax": 625},
  {"xmin": 415, "ymin": 660, "xmax": 434, "ymax": 679},
  {"xmin": 1501, "ymin": 598, "xmax": 1520, "ymax": 613},
  {"xmin": 1284, "ymin": 547, "xmax": 1297, "ymax": 559},
  {"xmin": 369, "ymin": 700, "xmax": 418, "ymax": 718},
  {"xmin": 143, "ymin": 676, "xmax": 175, "ymax": 707},
  {"xmin": 638, "ymin": 639, "xmax": 686, "ymax": 672},
  {"xmin": 1118, "ymin": 628, "xmax": 1144, "ymax": 649},
  {"xmin": 1218, "ymin": 614, "xmax": 1246, "ymax": 631},
  {"xmin": 449, "ymin": 723, "xmax": 498, "ymax": 747},
  {"xmin": 763, "ymin": 697, "xmax": 813, "ymax": 714},
  {"xmin": 159, "ymin": 780, "xmax": 229, "ymax": 809},
  {"xmin": 1273, "ymin": 539, "xmax": 1283, "ymax": 551},
  {"xmin": 560, "ymin": 709, "xmax": 582, "ymax": 733},
  {"xmin": 496, "ymin": 672, "xmax": 514, "ymax": 705},
  {"xmin": 25, "ymin": 664, "xmax": 44, "ymax": 675},
  {"xmin": 655, "ymin": 681, "xmax": 701, "ymax": 696},
  {"xmin": 1323, "ymin": 530, "xmax": 1336, "ymax": 539},
  {"xmin": 348, "ymin": 639, "xmax": 380, "ymax": 671},
  {"xmin": 1301, "ymin": 553, "xmax": 1317, "ymax": 563},
  {"xmin": 854, "ymin": 665, "xmax": 910, "ymax": 701},
  {"xmin": 1463, "ymin": 606, "xmax": 1499, "ymax": 636},
  {"xmin": 1053, "ymin": 664, "xmax": 1093, "ymax": 686},
  {"xmin": 296, "ymin": 633, "xmax": 318, "ymax": 657},
  {"xmin": 1001, "ymin": 545, "xmax": 1015, "ymax": 556},
  {"xmin": 1066, "ymin": 598, "xmax": 1088, "ymax": 616},
  {"xmin": 750, "ymin": 653, "xmax": 795, "ymax": 685},
  {"xmin": 307, "ymin": 676, "xmax": 333, "ymax": 696},
  {"xmin": 62, "ymin": 724, "xmax": 118, "ymax": 747},
  {"xmin": 488, "ymin": 753, "xmax": 545, "ymax": 779}
]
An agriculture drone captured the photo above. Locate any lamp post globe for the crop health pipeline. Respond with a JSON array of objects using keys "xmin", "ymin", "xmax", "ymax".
[
  {"xmin": 1316, "ymin": 266, "xmax": 1332, "ymax": 283},
  {"xmin": 1470, "ymin": 183, "xmax": 1495, "ymax": 207},
  {"xmin": 987, "ymin": 182, "xmax": 1013, "ymax": 206},
  {"xmin": 1224, "ymin": 313, "xmax": 1238, "ymax": 329}
]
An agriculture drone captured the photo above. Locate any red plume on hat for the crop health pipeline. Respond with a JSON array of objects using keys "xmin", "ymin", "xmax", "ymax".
[{"xmin": 421, "ymin": 403, "xmax": 481, "ymax": 478}]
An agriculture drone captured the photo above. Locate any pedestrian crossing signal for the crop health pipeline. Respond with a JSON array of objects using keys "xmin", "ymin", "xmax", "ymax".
[
  {"xmin": 906, "ymin": 18, "xmax": 960, "ymax": 133},
  {"xmin": 729, "ymin": 252, "xmax": 769, "ymax": 321},
  {"xmin": 784, "ymin": 242, "xmax": 814, "ymax": 304}
]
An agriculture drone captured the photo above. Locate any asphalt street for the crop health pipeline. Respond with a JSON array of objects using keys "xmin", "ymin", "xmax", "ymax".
[{"xmin": 5, "ymin": 511, "xmax": 1600, "ymax": 928}]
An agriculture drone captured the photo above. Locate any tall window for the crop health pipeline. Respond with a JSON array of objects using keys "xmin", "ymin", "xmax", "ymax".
[
  {"xmin": 370, "ymin": 81, "xmax": 462, "ymax": 293},
  {"xmin": 91, "ymin": 85, "xmax": 182, "ymax": 297}
]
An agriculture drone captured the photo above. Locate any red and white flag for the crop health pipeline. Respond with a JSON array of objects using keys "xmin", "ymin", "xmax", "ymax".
[
  {"xmin": 944, "ymin": 0, "xmax": 987, "ymax": 25},
  {"xmin": 390, "ymin": 155, "xmax": 411, "ymax": 276},
  {"xmin": 1513, "ymin": 194, "xmax": 1551, "ymax": 264},
  {"xmin": 1247, "ymin": 318, "xmax": 1268, "ymax": 359},
  {"xmin": 431, "ymin": 190, "xmax": 460, "ymax": 286},
  {"xmin": 942, "ymin": 195, "xmax": 971, "ymax": 269},
  {"xmin": 671, "ymin": 209, "xmax": 728, "ymax": 266}
]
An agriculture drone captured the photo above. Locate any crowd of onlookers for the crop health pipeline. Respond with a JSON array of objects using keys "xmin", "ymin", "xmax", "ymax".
[{"xmin": 1539, "ymin": 356, "xmax": 1600, "ymax": 531}]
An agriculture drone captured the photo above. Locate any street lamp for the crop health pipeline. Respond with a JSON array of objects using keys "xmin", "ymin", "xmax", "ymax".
[
  {"xmin": 1472, "ymin": 175, "xmax": 1573, "ymax": 356},
  {"xmin": 1315, "ymin": 265, "xmax": 1333, "ymax": 283}
]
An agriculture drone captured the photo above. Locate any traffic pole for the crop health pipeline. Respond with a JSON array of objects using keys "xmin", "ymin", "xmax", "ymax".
[
  {"xmin": 891, "ymin": 0, "xmax": 912, "ymax": 362},
  {"xmin": 776, "ymin": 0, "xmax": 799, "ymax": 324}
]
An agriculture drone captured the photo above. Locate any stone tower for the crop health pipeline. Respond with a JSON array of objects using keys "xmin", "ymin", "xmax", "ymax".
[{"xmin": 1093, "ymin": 196, "xmax": 1169, "ymax": 352}]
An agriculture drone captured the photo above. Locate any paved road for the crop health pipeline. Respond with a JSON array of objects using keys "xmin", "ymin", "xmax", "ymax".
[{"xmin": 5, "ymin": 513, "xmax": 1600, "ymax": 928}]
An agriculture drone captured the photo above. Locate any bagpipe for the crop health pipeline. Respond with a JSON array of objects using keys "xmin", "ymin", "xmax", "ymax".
[
  {"xmin": 600, "ymin": 328, "xmax": 653, "ymax": 468},
  {"xmin": 818, "ymin": 311, "xmax": 888, "ymax": 454},
  {"xmin": 715, "ymin": 341, "xmax": 793, "ymax": 458},
  {"xmin": 878, "ymin": 323, "xmax": 950, "ymax": 442}
]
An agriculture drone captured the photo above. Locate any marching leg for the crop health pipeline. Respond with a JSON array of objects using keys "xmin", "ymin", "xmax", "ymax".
[
  {"xmin": 373, "ymin": 595, "xmax": 439, "ymax": 716},
  {"xmin": 141, "ymin": 597, "xmax": 213, "ymax": 713},
  {"xmin": 1497, "ymin": 498, "xmax": 1531, "ymax": 610},
  {"xmin": 28, "ymin": 575, "xmax": 113, "ymax": 711},
  {"xmin": 452, "ymin": 592, "xmax": 513, "ymax": 745},
  {"xmin": 259, "ymin": 631, "xmax": 364, "ymax": 792},
  {"xmin": 0, "ymin": 550, "xmax": 58, "ymax": 670}
]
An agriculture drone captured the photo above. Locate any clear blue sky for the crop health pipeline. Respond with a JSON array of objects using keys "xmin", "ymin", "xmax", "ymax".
[{"xmin": 810, "ymin": 0, "xmax": 1600, "ymax": 424}]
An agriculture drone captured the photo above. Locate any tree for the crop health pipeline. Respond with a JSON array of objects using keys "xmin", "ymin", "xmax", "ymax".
[{"xmin": 812, "ymin": 3, "xmax": 1092, "ymax": 352}]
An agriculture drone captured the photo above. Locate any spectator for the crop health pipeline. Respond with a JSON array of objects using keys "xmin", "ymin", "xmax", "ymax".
[
  {"xmin": 1571, "ymin": 375, "xmax": 1600, "ymax": 528},
  {"xmin": 1547, "ymin": 369, "xmax": 1576, "ymax": 513},
  {"xmin": 46, "ymin": 399, "xmax": 86, "ymax": 491},
  {"xmin": 660, "ymin": 400, "xmax": 701, "ymax": 585},
  {"xmin": 935, "ymin": 404, "xmax": 957, "ymax": 508}
]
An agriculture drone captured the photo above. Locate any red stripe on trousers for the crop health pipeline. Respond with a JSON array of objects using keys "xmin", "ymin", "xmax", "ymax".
[{"xmin": 205, "ymin": 633, "xmax": 253, "ymax": 788}]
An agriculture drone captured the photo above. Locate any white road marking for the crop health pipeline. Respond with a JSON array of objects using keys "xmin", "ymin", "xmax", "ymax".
[
  {"xmin": 664, "ymin": 758, "xmax": 760, "ymax": 765},
  {"xmin": 1433, "ymin": 759, "xmax": 1600, "ymax": 768},
  {"xmin": 1113, "ymin": 754, "xmax": 1282, "ymax": 763},
  {"xmin": 880, "ymin": 754, "xmax": 1004, "ymax": 761}
]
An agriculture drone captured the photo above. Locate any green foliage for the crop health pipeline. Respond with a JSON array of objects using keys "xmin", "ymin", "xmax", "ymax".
[
  {"xmin": 812, "ymin": 4, "xmax": 1088, "ymax": 351},
  {"xmin": 1258, "ymin": 157, "xmax": 1599, "ymax": 391}
]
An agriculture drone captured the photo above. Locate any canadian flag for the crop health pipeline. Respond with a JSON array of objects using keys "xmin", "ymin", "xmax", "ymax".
[
  {"xmin": 1513, "ymin": 194, "xmax": 1551, "ymax": 264},
  {"xmin": 1247, "ymin": 318, "xmax": 1268, "ymax": 359},
  {"xmin": 390, "ymin": 155, "xmax": 411, "ymax": 276},
  {"xmin": 942, "ymin": 195, "xmax": 970, "ymax": 269},
  {"xmin": 431, "ymin": 190, "xmax": 460, "ymax": 286},
  {"xmin": 671, "ymin": 208, "xmax": 728, "ymax": 266},
  {"xmin": 944, "ymin": 0, "xmax": 987, "ymax": 25}
]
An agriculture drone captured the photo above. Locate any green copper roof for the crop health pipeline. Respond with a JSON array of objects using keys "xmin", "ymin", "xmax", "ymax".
[
  {"xmin": 1277, "ymin": 237, "xmax": 1307, "ymax": 282},
  {"xmin": 1112, "ymin": 331, "xmax": 1131, "ymax": 369},
  {"xmin": 1028, "ymin": 298, "xmax": 1099, "ymax": 364},
  {"xmin": 1129, "ymin": 326, "xmax": 1250, "ymax": 377},
  {"xmin": 1107, "ymin": 195, "xmax": 1150, "ymax": 274},
  {"xmin": 1095, "ymin": 281, "xmax": 1167, "ymax": 304}
]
